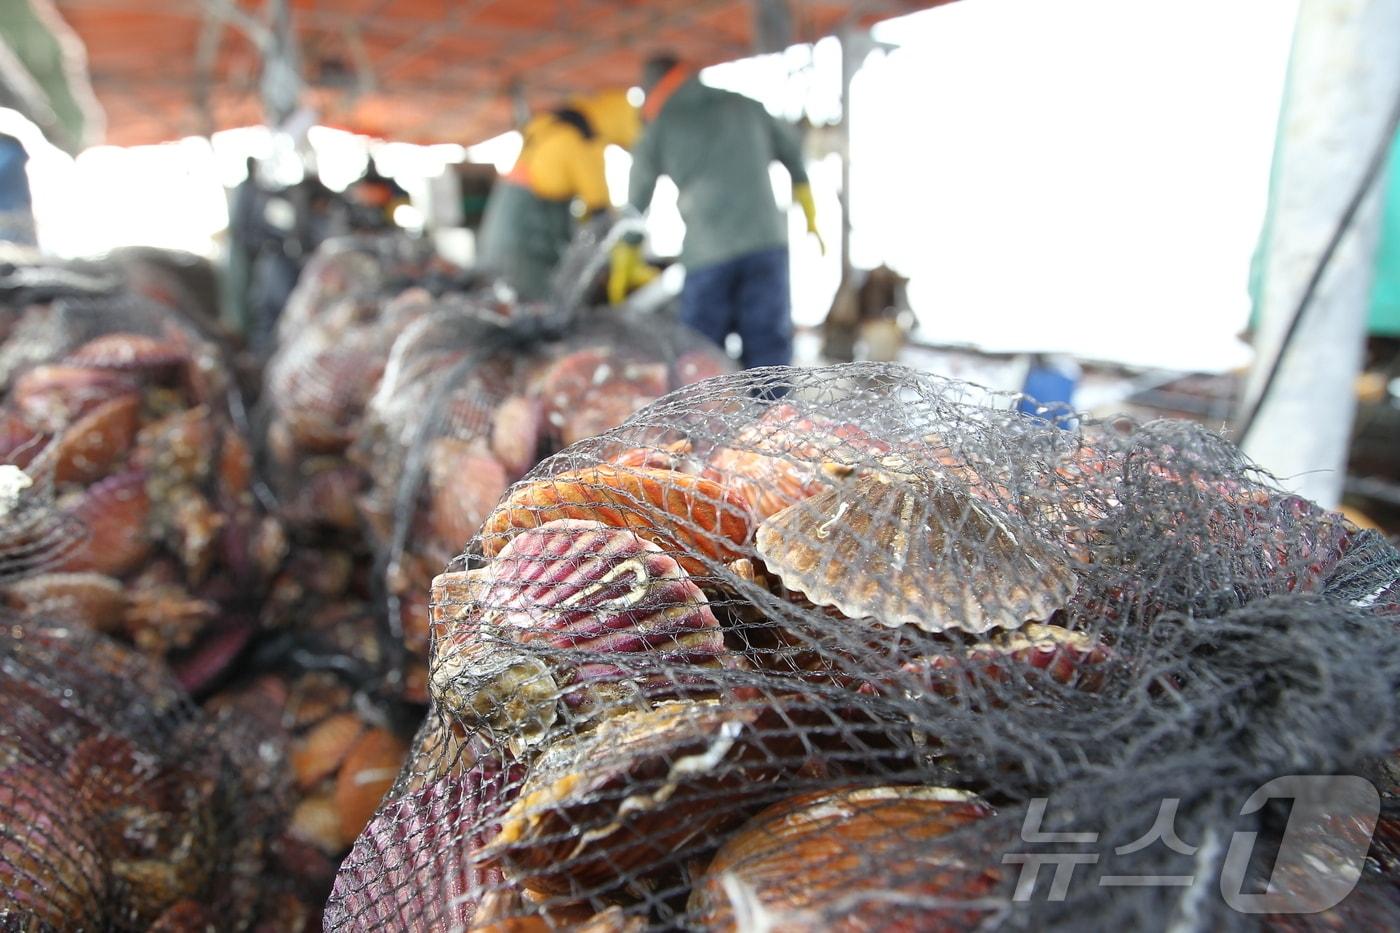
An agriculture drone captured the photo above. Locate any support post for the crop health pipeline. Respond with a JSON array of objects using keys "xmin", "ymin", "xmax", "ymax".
[{"xmin": 1241, "ymin": 0, "xmax": 1400, "ymax": 508}]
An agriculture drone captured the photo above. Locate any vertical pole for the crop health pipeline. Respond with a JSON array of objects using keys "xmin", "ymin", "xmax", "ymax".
[
  {"xmin": 838, "ymin": 28, "xmax": 858, "ymax": 283},
  {"xmin": 1241, "ymin": 0, "xmax": 1400, "ymax": 508}
]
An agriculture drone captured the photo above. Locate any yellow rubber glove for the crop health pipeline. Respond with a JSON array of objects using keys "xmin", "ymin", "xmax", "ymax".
[
  {"xmin": 607, "ymin": 241, "xmax": 660, "ymax": 305},
  {"xmin": 793, "ymin": 182, "xmax": 826, "ymax": 255}
]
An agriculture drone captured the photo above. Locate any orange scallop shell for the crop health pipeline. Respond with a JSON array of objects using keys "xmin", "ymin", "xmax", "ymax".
[
  {"xmin": 334, "ymin": 727, "xmax": 410, "ymax": 846},
  {"xmin": 704, "ymin": 403, "xmax": 893, "ymax": 524},
  {"xmin": 292, "ymin": 712, "xmax": 365, "ymax": 790},
  {"xmin": 480, "ymin": 466, "xmax": 751, "ymax": 577},
  {"xmin": 52, "ymin": 393, "xmax": 141, "ymax": 485}
]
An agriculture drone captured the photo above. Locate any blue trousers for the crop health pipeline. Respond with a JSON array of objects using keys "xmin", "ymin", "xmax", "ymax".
[{"xmin": 680, "ymin": 246, "xmax": 792, "ymax": 369}]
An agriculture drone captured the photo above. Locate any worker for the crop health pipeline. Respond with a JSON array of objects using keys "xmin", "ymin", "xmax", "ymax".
[
  {"xmin": 477, "ymin": 89, "xmax": 641, "ymax": 301},
  {"xmin": 611, "ymin": 54, "xmax": 822, "ymax": 369}
]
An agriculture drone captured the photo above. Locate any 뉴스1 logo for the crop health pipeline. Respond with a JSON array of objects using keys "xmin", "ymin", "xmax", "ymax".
[{"xmin": 1002, "ymin": 774, "xmax": 1380, "ymax": 914}]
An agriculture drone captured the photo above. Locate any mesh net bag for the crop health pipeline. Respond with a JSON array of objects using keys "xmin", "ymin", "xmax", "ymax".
[
  {"xmin": 0, "ymin": 293, "xmax": 280, "ymax": 693},
  {"xmin": 353, "ymin": 306, "xmax": 733, "ymax": 703},
  {"xmin": 0, "ymin": 615, "xmax": 280, "ymax": 929},
  {"xmin": 328, "ymin": 362, "xmax": 1400, "ymax": 931}
]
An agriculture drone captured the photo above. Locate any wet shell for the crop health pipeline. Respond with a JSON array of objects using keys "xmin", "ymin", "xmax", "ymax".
[
  {"xmin": 704, "ymin": 402, "xmax": 894, "ymax": 524},
  {"xmin": 480, "ymin": 466, "xmax": 752, "ymax": 577},
  {"xmin": 484, "ymin": 700, "xmax": 786, "ymax": 897},
  {"xmin": 3, "ymin": 571, "xmax": 127, "ymax": 631},
  {"xmin": 431, "ymin": 520, "xmax": 737, "ymax": 735},
  {"xmin": 688, "ymin": 785, "xmax": 1002, "ymax": 931},
  {"xmin": 292, "ymin": 712, "xmax": 365, "ymax": 790},
  {"xmin": 491, "ymin": 394, "xmax": 544, "ymax": 478},
  {"xmin": 66, "ymin": 332, "xmax": 189, "ymax": 373},
  {"xmin": 325, "ymin": 772, "xmax": 507, "ymax": 931},
  {"xmin": 52, "ymin": 392, "xmax": 141, "ymax": 484},
  {"xmin": 0, "ymin": 763, "xmax": 105, "ymax": 926},
  {"xmin": 59, "ymin": 470, "xmax": 153, "ymax": 577},
  {"xmin": 334, "ymin": 727, "xmax": 411, "ymax": 845},
  {"xmin": 428, "ymin": 438, "xmax": 511, "ymax": 554},
  {"xmin": 755, "ymin": 472, "xmax": 1077, "ymax": 634},
  {"xmin": 12, "ymin": 364, "xmax": 138, "ymax": 431}
]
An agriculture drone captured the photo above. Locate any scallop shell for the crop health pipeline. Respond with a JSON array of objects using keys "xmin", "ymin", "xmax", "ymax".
[
  {"xmin": 333, "ymin": 727, "xmax": 410, "ymax": 845},
  {"xmin": 3, "ymin": 571, "xmax": 127, "ymax": 631},
  {"xmin": 607, "ymin": 438, "xmax": 698, "ymax": 473},
  {"xmin": 754, "ymin": 471, "xmax": 1077, "ymax": 634},
  {"xmin": 58, "ymin": 470, "xmax": 153, "ymax": 577},
  {"xmin": 431, "ymin": 520, "xmax": 738, "ymax": 736},
  {"xmin": 325, "ymin": 772, "xmax": 507, "ymax": 931},
  {"xmin": 292, "ymin": 712, "xmax": 365, "ymax": 790},
  {"xmin": 705, "ymin": 403, "xmax": 893, "ymax": 524},
  {"xmin": 687, "ymin": 785, "xmax": 1002, "ymax": 931},
  {"xmin": 12, "ymin": 364, "xmax": 138, "ymax": 431},
  {"xmin": 428, "ymin": 438, "xmax": 510, "ymax": 555},
  {"xmin": 484, "ymin": 700, "xmax": 781, "ymax": 897},
  {"xmin": 0, "ymin": 763, "xmax": 105, "ymax": 927},
  {"xmin": 65, "ymin": 332, "xmax": 189, "ymax": 373},
  {"xmin": 480, "ymin": 466, "xmax": 752, "ymax": 578},
  {"xmin": 51, "ymin": 392, "xmax": 141, "ymax": 484},
  {"xmin": 899, "ymin": 623, "xmax": 1111, "ymax": 698},
  {"xmin": 491, "ymin": 394, "xmax": 544, "ymax": 478}
]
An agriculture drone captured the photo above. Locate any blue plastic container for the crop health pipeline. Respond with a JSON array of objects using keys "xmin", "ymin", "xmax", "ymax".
[{"xmin": 1017, "ymin": 355, "xmax": 1080, "ymax": 428}]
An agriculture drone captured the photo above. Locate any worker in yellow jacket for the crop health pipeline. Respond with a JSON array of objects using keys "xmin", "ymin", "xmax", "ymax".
[{"xmin": 477, "ymin": 90, "xmax": 640, "ymax": 301}]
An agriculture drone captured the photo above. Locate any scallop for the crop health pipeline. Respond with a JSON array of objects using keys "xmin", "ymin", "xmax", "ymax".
[
  {"xmin": 755, "ymin": 471, "xmax": 1078, "ymax": 635},
  {"xmin": 431, "ymin": 519, "xmax": 739, "ymax": 739},
  {"xmin": 687, "ymin": 785, "xmax": 1002, "ymax": 931},
  {"xmin": 480, "ymin": 465, "xmax": 752, "ymax": 578}
]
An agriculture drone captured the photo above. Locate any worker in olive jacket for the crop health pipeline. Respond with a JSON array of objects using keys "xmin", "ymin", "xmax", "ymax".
[
  {"xmin": 478, "ymin": 89, "xmax": 640, "ymax": 301},
  {"xmin": 611, "ymin": 54, "xmax": 821, "ymax": 369}
]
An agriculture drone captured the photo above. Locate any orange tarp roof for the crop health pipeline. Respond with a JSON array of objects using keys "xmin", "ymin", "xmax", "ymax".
[{"xmin": 53, "ymin": 0, "xmax": 946, "ymax": 147}]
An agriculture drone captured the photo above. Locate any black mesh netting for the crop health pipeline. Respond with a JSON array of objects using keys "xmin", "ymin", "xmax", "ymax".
[
  {"xmin": 353, "ymin": 305, "xmax": 732, "ymax": 702},
  {"xmin": 0, "ymin": 292, "xmax": 280, "ymax": 694},
  {"xmin": 326, "ymin": 362, "xmax": 1400, "ymax": 931},
  {"xmin": 0, "ymin": 616, "xmax": 280, "ymax": 929}
]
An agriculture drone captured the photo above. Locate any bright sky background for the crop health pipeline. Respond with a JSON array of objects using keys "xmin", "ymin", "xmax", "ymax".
[{"xmin": 3, "ymin": 0, "xmax": 1299, "ymax": 373}]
